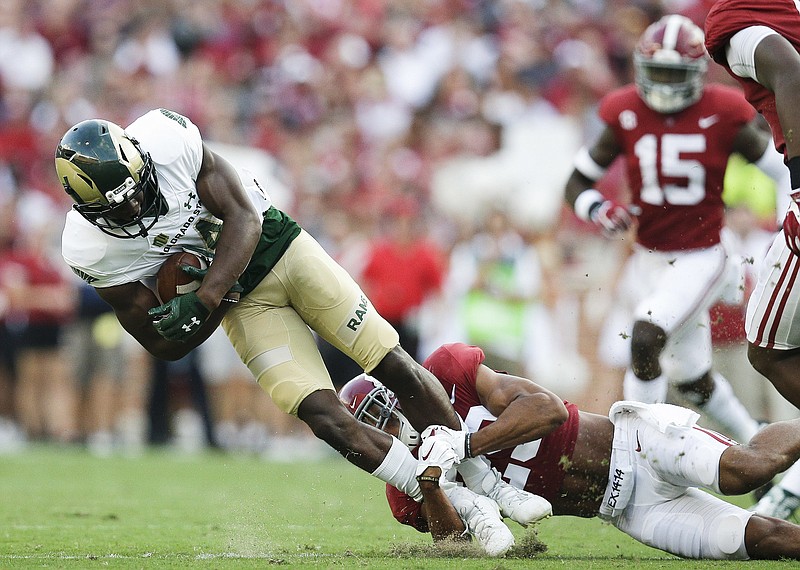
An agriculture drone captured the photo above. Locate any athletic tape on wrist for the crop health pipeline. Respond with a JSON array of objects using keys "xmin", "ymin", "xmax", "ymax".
[
  {"xmin": 416, "ymin": 475, "xmax": 440, "ymax": 485},
  {"xmin": 464, "ymin": 432, "xmax": 473, "ymax": 459},
  {"xmin": 574, "ymin": 189, "xmax": 605, "ymax": 222}
]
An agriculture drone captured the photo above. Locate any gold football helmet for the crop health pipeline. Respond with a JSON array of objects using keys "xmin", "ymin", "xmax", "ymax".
[{"xmin": 55, "ymin": 119, "xmax": 163, "ymax": 238}]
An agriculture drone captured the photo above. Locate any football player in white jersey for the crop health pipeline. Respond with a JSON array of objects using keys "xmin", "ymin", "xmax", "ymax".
[{"xmin": 56, "ymin": 108, "xmax": 545, "ymax": 532}]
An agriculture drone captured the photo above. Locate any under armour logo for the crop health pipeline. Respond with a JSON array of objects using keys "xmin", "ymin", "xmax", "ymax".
[{"xmin": 182, "ymin": 317, "xmax": 201, "ymax": 332}]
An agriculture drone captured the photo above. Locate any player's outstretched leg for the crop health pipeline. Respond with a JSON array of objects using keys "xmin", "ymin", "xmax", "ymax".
[
  {"xmin": 719, "ymin": 418, "xmax": 800, "ymax": 495},
  {"xmin": 370, "ymin": 345, "xmax": 461, "ymax": 431},
  {"xmin": 743, "ymin": 514, "xmax": 800, "ymax": 559},
  {"xmin": 297, "ymin": 389, "xmax": 428, "ymax": 500},
  {"xmin": 748, "ymin": 344, "xmax": 800, "ymax": 409}
]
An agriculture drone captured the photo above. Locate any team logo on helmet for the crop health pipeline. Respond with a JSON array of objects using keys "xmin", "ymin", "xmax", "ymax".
[{"xmin": 55, "ymin": 119, "xmax": 165, "ymax": 238}]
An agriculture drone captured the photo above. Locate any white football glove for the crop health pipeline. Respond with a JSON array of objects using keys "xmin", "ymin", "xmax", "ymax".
[
  {"xmin": 591, "ymin": 199, "xmax": 633, "ymax": 237},
  {"xmin": 420, "ymin": 425, "xmax": 469, "ymax": 462},
  {"xmin": 416, "ymin": 436, "xmax": 459, "ymax": 483}
]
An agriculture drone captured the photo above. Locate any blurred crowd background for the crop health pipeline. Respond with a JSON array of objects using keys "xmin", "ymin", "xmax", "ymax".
[{"xmin": 0, "ymin": 0, "xmax": 793, "ymax": 459}]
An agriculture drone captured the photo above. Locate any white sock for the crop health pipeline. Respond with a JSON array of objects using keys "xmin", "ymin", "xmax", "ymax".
[
  {"xmin": 777, "ymin": 461, "xmax": 800, "ymax": 496},
  {"xmin": 623, "ymin": 369, "xmax": 667, "ymax": 403},
  {"xmin": 456, "ymin": 456, "xmax": 494, "ymax": 491},
  {"xmin": 697, "ymin": 373, "xmax": 760, "ymax": 443},
  {"xmin": 371, "ymin": 436, "xmax": 421, "ymax": 501}
]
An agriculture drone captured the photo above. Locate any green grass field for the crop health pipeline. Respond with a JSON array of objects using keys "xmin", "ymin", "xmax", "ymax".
[{"xmin": 0, "ymin": 446, "xmax": 795, "ymax": 569}]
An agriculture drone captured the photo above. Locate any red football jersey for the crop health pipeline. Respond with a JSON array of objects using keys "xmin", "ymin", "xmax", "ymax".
[
  {"xmin": 384, "ymin": 343, "xmax": 581, "ymax": 533},
  {"xmin": 361, "ymin": 238, "xmax": 445, "ymax": 323},
  {"xmin": 599, "ymin": 84, "xmax": 755, "ymax": 251},
  {"xmin": 705, "ymin": 0, "xmax": 800, "ymax": 157},
  {"xmin": 0, "ymin": 250, "xmax": 71, "ymax": 325}
]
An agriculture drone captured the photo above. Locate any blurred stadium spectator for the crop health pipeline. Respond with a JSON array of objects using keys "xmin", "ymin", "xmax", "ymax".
[
  {"xmin": 63, "ymin": 282, "xmax": 128, "ymax": 456},
  {"xmin": 440, "ymin": 208, "xmax": 584, "ymax": 395},
  {"xmin": 146, "ymin": 352, "xmax": 218, "ymax": 453},
  {"xmin": 0, "ymin": 188, "xmax": 76, "ymax": 444},
  {"xmin": 360, "ymin": 195, "xmax": 447, "ymax": 361}
]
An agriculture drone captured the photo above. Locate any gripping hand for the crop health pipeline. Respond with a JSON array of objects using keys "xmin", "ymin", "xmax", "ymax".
[
  {"xmin": 420, "ymin": 425, "xmax": 469, "ymax": 462},
  {"xmin": 180, "ymin": 264, "xmax": 243, "ymax": 303},
  {"xmin": 784, "ymin": 199, "xmax": 800, "ymax": 256},
  {"xmin": 416, "ymin": 436, "xmax": 459, "ymax": 483},
  {"xmin": 148, "ymin": 291, "xmax": 210, "ymax": 341},
  {"xmin": 591, "ymin": 200, "xmax": 633, "ymax": 237}
]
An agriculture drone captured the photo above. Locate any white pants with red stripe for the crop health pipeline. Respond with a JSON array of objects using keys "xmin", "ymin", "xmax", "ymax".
[
  {"xmin": 598, "ymin": 243, "xmax": 737, "ymax": 381},
  {"xmin": 746, "ymin": 231, "xmax": 800, "ymax": 350},
  {"xmin": 602, "ymin": 401, "xmax": 752, "ymax": 560}
]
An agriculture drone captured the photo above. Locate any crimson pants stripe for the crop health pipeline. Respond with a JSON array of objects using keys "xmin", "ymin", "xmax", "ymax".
[{"xmin": 757, "ymin": 252, "xmax": 800, "ymax": 348}]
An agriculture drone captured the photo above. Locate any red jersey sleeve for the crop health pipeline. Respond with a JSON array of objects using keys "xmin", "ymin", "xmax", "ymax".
[
  {"xmin": 705, "ymin": 0, "xmax": 800, "ymax": 156},
  {"xmin": 597, "ymin": 86, "xmax": 635, "ymax": 127},
  {"xmin": 705, "ymin": 0, "xmax": 795, "ymax": 62},
  {"xmin": 422, "ymin": 343, "xmax": 484, "ymax": 419},
  {"xmin": 423, "ymin": 342, "xmax": 484, "ymax": 379},
  {"xmin": 385, "ymin": 484, "xmax": 427, "ymax": 532}
]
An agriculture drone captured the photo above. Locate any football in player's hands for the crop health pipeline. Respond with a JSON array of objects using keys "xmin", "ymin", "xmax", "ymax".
[{"xmin": 156, "ymin": 251, "xmax": 207, "ymax": 303}]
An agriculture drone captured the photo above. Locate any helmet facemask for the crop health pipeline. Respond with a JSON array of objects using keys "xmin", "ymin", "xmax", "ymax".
[
  {"xmin": 634, "ymin": 54, "xmax": 706, "ymax": 113},
  {"xmin": 56, "ymin": 120, "xmax": 166, "ymax": 239},
  {"xmin": 633, "ymin": 14, "xmax": 708, "ymax": 114},
  {"xmin": 340, "ymin": 375, "xmax": 420, "ymax": 448}
]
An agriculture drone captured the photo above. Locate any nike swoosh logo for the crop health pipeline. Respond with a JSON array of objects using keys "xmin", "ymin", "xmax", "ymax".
[
  {"xmin": 635, "ymin": 430, "xmax": 642, "ymax": 453},
  {"xmin": 698, "ymin": 115, "xmax": 719, "ymax": 129},
  {"xmin": 420, "ymin": 447, "xmax": 433, "ymax": 461},
  {"xmin": 450, "ymin": 385, "xmax": 456, "ymax": 404}
]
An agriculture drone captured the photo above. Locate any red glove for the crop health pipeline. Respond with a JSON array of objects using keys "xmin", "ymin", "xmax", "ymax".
[
  {"xmin": 591, "ymin": 200, "xmax": 633, "ymax": 237},
  {"xmin": 784, "ymin": 199, "xmax": 800, "ymax": 256}
]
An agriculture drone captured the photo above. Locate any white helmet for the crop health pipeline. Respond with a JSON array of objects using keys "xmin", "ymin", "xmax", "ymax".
[
  {"xmin": 634, "ymin": 15, "xmax": 708, "ymax": 113},
  {"xmin": 338, "ymin": 374, "xmax": 420, "ymax": 448}
]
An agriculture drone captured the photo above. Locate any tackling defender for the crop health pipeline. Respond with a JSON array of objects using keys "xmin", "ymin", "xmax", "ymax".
[
  {"xmin": 344, "ymin": 342, "xmax": 800, "ymax": 560},
  {"xmin": 563, "ymin": 15, "xmax": 789, "ymax": 444},
  {"xmin": 55, "ymin": 109, "xmax": 540, "ymax": 521}
]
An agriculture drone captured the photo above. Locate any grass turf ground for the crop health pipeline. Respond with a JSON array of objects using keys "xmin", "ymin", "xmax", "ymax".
[{"xmin": 0, "ymin": 446, "xmax": 795, "ymax": 569}]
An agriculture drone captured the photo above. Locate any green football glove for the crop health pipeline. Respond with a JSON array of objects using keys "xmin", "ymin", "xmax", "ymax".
[
  {"xmin": 180, "ymin": 264, "xmax": 244, "ymax": 302},
  {"xmin": 148, "ymin": 291, "xmax": 210, "ymax": 342}
]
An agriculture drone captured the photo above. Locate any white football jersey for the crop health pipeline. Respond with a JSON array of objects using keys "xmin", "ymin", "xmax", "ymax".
[{"xmin": 62, "ymin": 109, "xmax": 270, "ymax": 288}]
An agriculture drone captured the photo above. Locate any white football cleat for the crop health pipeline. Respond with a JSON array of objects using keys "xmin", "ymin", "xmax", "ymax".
[
  {"xmin": 479, "ymin": 468, "xmax": 552, "ymax": 527},
  {"xmin": 446, "ymin": 486, "xmax": 514, "ymax": 557},
  {"xmin": 752, "ymin": 486, "xmax": 800, "ymax": 520}
]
